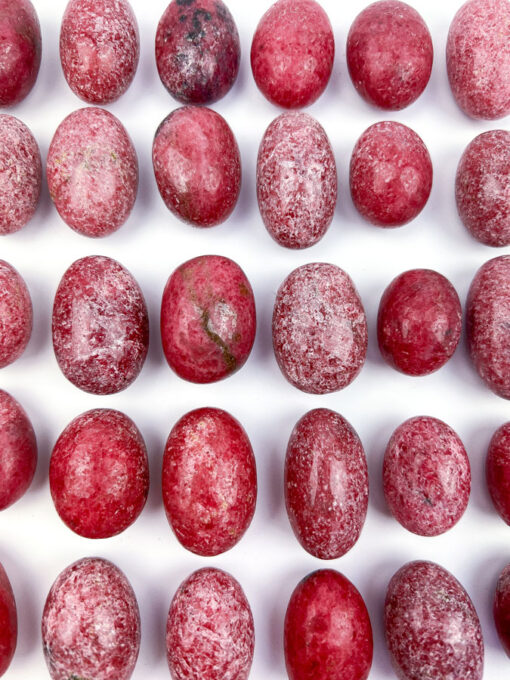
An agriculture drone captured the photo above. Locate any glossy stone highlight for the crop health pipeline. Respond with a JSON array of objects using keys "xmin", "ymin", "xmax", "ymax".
[
  {"xmin": 167, "ymin": 568, "xmax": 254, "ymax": 680},
  {"xmin": 385, "ymin": 561, "xmax": 484, "ymax": 680},
  {"xmin": 285, "ymin": 569, "xmax": 373, "ymax": 680},
  {"xmin": 377, "ymin": 269, "xmax": 462, "ymax": 376},
  {"xmin": 257, "ymin": 112, "xmax": 337, "ymax": 249},
  {"xmin": 162, "ymin": 407, "xmax": 256, "ymax": 556},
  {"xmin": 251, "ymin": 0, "xmax": 334, "ymax": 109},
  {"xmin": 383, "ymin": 416, "xmax": 471, "ymax": 536},
  {"xmin": 347, "ymin": 0, "xmax": 433, "ymax": 110},
  {"xmin": 161, "ymin": 255, "xmax": 256, "ymax": 384},
  {"xmin": 156, "ymin": 0, "xmax": 240, "ymax": 105},
  {"xmin": 50, "ymin": 409, "xmax": 149, "ymax": 539},
  {"xmin": 0, "ymin": 390, "xmax": 37, "ymax": 511},
  {"xmin": 42, "ymin": 557, "xmax": 140, "ymax": 680},
  {"xmin": 272, "ymin": 263, "xmax": 367, "ymax": 394}
]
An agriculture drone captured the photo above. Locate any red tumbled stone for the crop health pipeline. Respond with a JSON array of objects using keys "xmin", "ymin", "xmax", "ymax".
[
  {"xmin": 0, "ymin": 260, "xmax": 32, "ymax": 369},
  {"xmin": 494, "ymin": 564, "xmax": 510, "ymax": 657},
  {"xmin": 347, "ymin": 0, "xmax": 433, "ymax": 111},
  {"xmin": 50, "ymin": 408, "xmax": 149, "ymax": 539},
  {"xmin": 447, "ymin": 0, "xmax": 510, "ymax": 120},
  {"xmin": 350, "ymin": 121, "xmax": 432, "ymax": 227},
  {"xmin": 156, "ymin": 0, "xmax": 240, "ymax": 105},
  {"xmin": 285, "ymin": 569, "xmax": 373, "ymax": 680},
  {"xmin": 161, "ymin": 255, "xmax": 256, "ymax": 384},
  {"xmin": 377, "ymin": 269, "xmax": 462, "ymax": 376},
  {"xmin": 385, "ymin": 561, "xmax": 484, "ymax": 680},
  {"xmin": 167, "ymin": 567, "xmax": 254, "ymax": 680},
  {"xmin": 162, "ymin": 407, "xmax": 256, "ymax": 556},
  {"xmin": 0, "ymin": 563, "xmax": 16, "ymax": 677},
  {"xmin": 251, "ymin": 0, "xmax": 334, "ymax": 109},
  {"xmin": 383, "ymin": 416, "xmax": 471, "ymax": 536},
  {"xmin": 487, "ymin": 422, "xmax": 510, "ymax": 525}
]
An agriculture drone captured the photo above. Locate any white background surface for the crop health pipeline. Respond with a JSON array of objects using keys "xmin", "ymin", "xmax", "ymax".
[{"xmin": 2, "ymin": 0, "xmax": 510, "ymax": 677}]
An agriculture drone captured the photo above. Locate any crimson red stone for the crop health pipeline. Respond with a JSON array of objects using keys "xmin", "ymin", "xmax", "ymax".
[
  {"xmin": 156, "ymin": 0, "xmax": 240, "ymax": 105},
  {"xmin": 60, "ymin": 0, "xmax": 139, "ymax": 104},
  {"xmin": 350, "ymin": 121, "xmax": 432, "ymax": 227},
  {"xmin": 167, "ymin": 567, "xmax": 254, "ymax": 680},
  {"xmin": 494, "ymin": 564, "xmax": 510, "ymax": 657},
  {"xmin": 52, "ymin": 255, "xmax": 149, "ymax": 395},
  {"xmin": 285, "ymin": 408, "xmax": 368, "ymax": 559},
  {"xmin": 47, "ymin": 107, "xmax": 138, "ymax": 238},
  {"xmin": 383, "ymin": 416, "xmax": 470, "ymax": 537},
  {"xmin": 251, "ymin": 0, "xmax": 334, "ymax": 109},
  {"xmin": 272, "ymin": 263, "xmax": 367, "ymax": 394},
  {"xmin": 0, "ymin": 0, "xmax": 41, "ymax": 106},
  {"xmin": 0, "ymin": 260, "xmax": 32, "ymax": 369},
  {"xmin": 347, "ymin": 0, "xmax": 433, "ymax": 111},
  {"xmin": 153, "ymin": 106, "xmax": 241, "ymax": 227},
  {"xmin": 163, "ymin": 407, "xmax": 256, "ymax": 556},
  {"xmin": 50, "ymin": 409, "xmax": 149, "ymax": 539},
  {"xmin": 385, "ymin": 561, "xmax": 484, "ymax": 680},
  {"xmin": 0, "ymin": 390, "xmax": 36, "ymax": 511},
  {"xmin": 447, "ymin": 0, "xmax": 510, "ymax": 120},
  {"xmin": 467, "ymin": 255, "xmax": 510, "ymax": 399},
  {"xmin": 42, "ymin": 557, "xmax": 140, "ymax": 680},
  {"xmin": 486, "ymin": 422, "xmax": 510, "ymax": 524},
  {"xmin": 456, "ymin": 130, "xmax": 510, "ymax": 247},
  {"xmin": 285, "ymin": 569, "xmax": 373, "ymax": 680},
  {"xmin": 0, "ymin": 115, "xmax": 41, "ymax": 235},
  {"xmin": 0, "ymin": 563, "xmax": 16, "ymax": 677},
  {"xmin": 377, "ymin": 269, "xmax": 462, "ymax": 376},
  {"xmin": 257, "ymin": 112, "xmax": 337, "ymax": 249},
  {"xmin": 161, "ymin": 255, "xmax": 256, "ymax": 384}
]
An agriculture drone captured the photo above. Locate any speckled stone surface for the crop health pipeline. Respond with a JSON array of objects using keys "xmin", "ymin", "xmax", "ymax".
[
  {"xmin": 156, "ymin": 0, "xmax": 240, "ymax": 105},
  {"xmin": 447, "ymin": 0, "xmax": 510, "ymax": 119},
  {"xmin": 486, "ymin": 422, "xmax": 510, "ymax": 525},
  {"xmin": 250, "ymin": 0, "xmax": 334, "ymax": 109},
  {"xmin": 0, "ymin": 260, "xmax": 32, "ymax": 369},
  {"xmin": 162, "ymin": 407, "xmax": 257, "ymax": 556},
  {"xmin": 167, "ymin": 567, "xmax": 254, "ymax": 680},
  {"xmin": 257, "ymin": 112, "xmax": 337, "ymax": 249},
  {"xmin": 161, "ymin": 255, "xmax": 256, "ymax": 383},
  {"xmin": 383, "ymin": 416, "xmax": 471, "ymax": 537},
  {"xmin": 49, "ymin": 408, "xmax": 149, "ymax": 539},
  {"xmin": 0, "ymin": 563, "xmax": 16, "ymax": 677},
  {"xmin": 52, "ymin": 255, "xmax": 149, "ymax": 395},
  {"xmin": 272, "ymin": 263, "xmax": 367, "ymax": 394},
  {"xmin": 347, "ymin": 0, "xmax": 433, "ymax": 111},
  {"xmin": 350, "ymin": 121, "xmax": 432, "ymax": 227},
  {"xmin": 0, "ymin": 390, "xmax": 37, "ymax": 511},
  {"xmin": 0, "ymin": 115, "xmax": 41, "ymax": 235},
  {"xmin": 285, "ymin": 408, "xmax": 368, "ymax": 560},
  {"xmin": 42, "ymin": 557, "xmax": 140, "ymax": 680},
  {"xmin": 284, "ymin": 569, "xmax": 373, "ymax": 680},
  {"xmin": 467, "ymin": 255, "xmax": 510, "ymax": 399},
  {"xmin": 385, "ymin": 560, "xmax": 484, "ymax": 680},
  {"xmin": 60, "ymin": 0, "xmax": 139, "ymax": 104},
  {"xmin": 0, "ymin": 0, "xmax": 41, "ymax": 106},
  {"xmin": 377, "ymin": 269, "xmax": 462, "ymax": 376},
  {"xmin": 46, "ymin": 107, "xmax": 138, "ymax": 238},
  {"xmin": 456, "ymin": 130, "xmax": 510, "ymax": 246},
  {"xmin": 153, "ymin": 106, "xmax": 241, "ymax": 227},
  {"xmin": 494, "ymin": 564, "xmax": 510, "ymax": 657}
]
